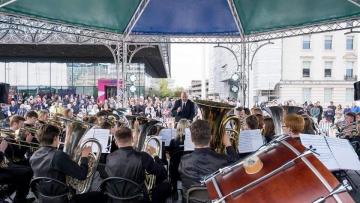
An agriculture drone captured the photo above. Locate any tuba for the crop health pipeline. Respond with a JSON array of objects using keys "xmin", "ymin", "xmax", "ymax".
[
  {"xmin": 263, "ymin": 106, "xmax": 303, "ymax": 135},
  {"xmin": 63, "ymin": 121, "xmax": 102, "ymax": 194},
  {"xmin": 195, "ymin": 100, "xmax": 241, "ymax": 153}
]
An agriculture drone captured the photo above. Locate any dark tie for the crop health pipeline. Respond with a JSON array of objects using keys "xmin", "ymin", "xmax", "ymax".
[{"xmin": 182, "ymin": 102, "xmax": 186, "ymax": 111}]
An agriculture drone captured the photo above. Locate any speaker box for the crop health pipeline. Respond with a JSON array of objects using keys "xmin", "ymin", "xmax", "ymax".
[
  {"xmin": 354, "ymin": 81, "xmax": 360, "ymax": 101},
  {"xmin": 0, "ymin": 83, "xmax": 9, "ymax": 104}
]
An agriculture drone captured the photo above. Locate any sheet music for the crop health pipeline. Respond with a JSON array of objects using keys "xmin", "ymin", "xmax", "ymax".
[
  {"xmin": 300, "ymin": 134, "xmax": 339, "ymax": 171},
  {"xmin": 83, "ymin": 127, "xmax": 111, "ymax": 153},
  {"xmin": 184, "ymin": 128, "xmax": 195, "ymax": 151},
  {"xmin": 238, "ymin": 129, "xmax": 264, "ymax": 153},
  {"xmin": 326, "ymin": 136, "xmax": 360, "ymax": 171},
  {"xmin": 158, "ymin": 128, "xmax": 176, "ymax": 146}
]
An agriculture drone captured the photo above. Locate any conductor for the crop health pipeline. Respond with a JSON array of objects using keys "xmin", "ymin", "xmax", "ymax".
[{"xmin": 171, "ymin": 91, "xmax": 195, "ymax": 122}]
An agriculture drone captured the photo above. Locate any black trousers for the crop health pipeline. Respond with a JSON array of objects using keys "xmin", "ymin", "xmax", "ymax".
[
  {"xmin": 151, "ymin": 181, "xmax": 171, "ymax": 203},
  {"xmin": 0, "ymin": 164, "xmax": 33, "ymax": 203},
  {"xmin": 71, "ymin": 191, "xmax": 107, "ymax": 203}
]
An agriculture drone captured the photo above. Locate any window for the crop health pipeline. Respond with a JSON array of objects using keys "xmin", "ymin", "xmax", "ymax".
[
  {"xmin": 28, "ymin": 63, "xmax": 50, "ymax": 86},
  {"xmin": 302, "ymin": 35, "xmax": 311, "ymax": 49},
  {"xmin": 302, "ymin": 61, "xmax": 311, "ymax": 77},
  {"xmin": 324, "ymin": 88, "xmax": 333, "ymax": 103},
  {"xmin": 324, "ymin": 61, "xmax": 332, "ymax": 78},
  {"xmin": 346, "ymin": 36, "xmax": 354, "ymax": 50},
  {"xmin": 324, "ymin": 35, "xmax": 332, "ymax": 50},
  {"xmin": 345, "ymin": 61, "xmax": 354, "ymax": 78},
  {"xmin": 303, "ymin": 88, "xmax": 311, "ymax": 103},
  {"xmin": 346, "ymin": 88, "xmax": 354, "ymax": 102}
]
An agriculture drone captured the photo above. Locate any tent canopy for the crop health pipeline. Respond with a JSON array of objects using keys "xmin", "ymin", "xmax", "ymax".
[{"xmin": 1, "ymin": 0, "xmax": 360, "ymax": 37}]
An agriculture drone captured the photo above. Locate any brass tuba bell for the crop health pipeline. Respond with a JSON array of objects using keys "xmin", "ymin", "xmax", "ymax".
[
  {"xmin": 63, "ymin": 121, "xmax": 102, "ymax": 194},
  {"xmin": 263, "ymin": 106, "xmax": 303, "ymax": 135},
  {"xmin": 194, "ymin": 100, "xmax": 241, "ymax": 153}
]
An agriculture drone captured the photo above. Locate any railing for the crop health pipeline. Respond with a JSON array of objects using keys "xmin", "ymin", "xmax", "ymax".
[{"xmin": 344, "ymin": 75, "xmax": 357, "ymax": 81}]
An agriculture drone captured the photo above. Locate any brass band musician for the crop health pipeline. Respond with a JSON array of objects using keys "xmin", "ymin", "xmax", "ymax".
[
  {"xmin": 3, "ymin": 116, "xmax": 34, "ymax": 165},
  {"xmin": 178, "ymin": 120, "xmax": 238, "ymax": 195},
  {"xmin": 105, "ymin": 127, "xmax": 171, "ymax": 203},
  {"xmin": 29, "ymin": 124, "xmax": 105, "ymax": 203}
]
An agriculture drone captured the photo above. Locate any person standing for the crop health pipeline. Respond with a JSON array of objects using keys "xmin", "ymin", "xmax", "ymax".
[
  {"xmin": 171, "ymin": 91, "xmax": 195, "ymax": 122},
  {"xmin": 310, "ymin": 103, "xmax": 320, "ymax": 124},
  {"xmin": 328, "ymin": 101, "xmax": 336, "ymax": 123}
]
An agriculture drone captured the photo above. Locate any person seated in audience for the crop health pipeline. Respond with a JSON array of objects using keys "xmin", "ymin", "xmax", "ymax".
[
  {"xmin": 178, "ymin": 120, "xmax": 238, "ymax": 195},
  {"xmin": 167, "ymin": 119, "xmax": 190, "ymax": 199},
  {"xmin": 30, "ymin": 124, "xmax": 105, "ymax": 203},
  {"xmin": 337, "ymin": 112, "xmax": 356, "ymax": 138},
  {"xmin": 0, "ymin": 139, "xmax": 34, "ymax": 203},
  {"xmin": 283, "ymin": 114, "xmax": 305, "ymax": 139},
  {"xmin": 318, "ymin": 115, "xmax": 332, "ymax": 136},
  {"xmin": 105, "ymin": 127, "xmax": 170, "ymax": 203},
  {"xmin": 262, "ymin": 116, "xmax": 275, "ymax": 143}
]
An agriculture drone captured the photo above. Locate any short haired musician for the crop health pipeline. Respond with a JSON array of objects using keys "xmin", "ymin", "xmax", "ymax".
[
  {"xmin": 3, "ymin": 116, "xmax": 32, "ymax": 165},
  {"xmin": 283, "ymin": 114, "xmax": 305, "ymax": 139},
  {"xmin": 178, "ymin": 120, "xmax": 238, "ymax": 195},
  {"xmin": 245, "ymin": 115, "xmax": 259, "ymax": 130},
  {"xmin": 29, "ymin": 124, "xmax": 105, "ymax": 203},
  {"xmin": 105, "ymin": 127, "xmax": 170, "ymax": 203}
]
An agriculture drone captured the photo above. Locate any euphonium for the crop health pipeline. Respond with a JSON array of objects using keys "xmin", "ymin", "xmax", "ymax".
[
  {"xmin": 63, "ymin": 121, "xmax": 102, "ymax": 194},
  {"xmin": 135, "ymin": 117, "xmax": 161, "ymax": 151},
  {"xmin": 194, "ymin": 100, "xmax": 241, "ymax": 153},
  {"xmin": 142, "ymin": 135, "xmax": 162, "ymax": 193}
]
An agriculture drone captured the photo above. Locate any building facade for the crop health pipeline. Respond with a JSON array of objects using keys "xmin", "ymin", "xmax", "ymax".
[
  {"xmin": 208, "ymin": 41, "xmax": 282, "ymax": 104},
  {"xmin": 279, "ymin": 30, "xmax": 357, "ymax": 106},
  {"xmin": 189, "ymin": 80, "xmax": 209, "ymax": 99},
  {"xmin": 209, "ymin": 30, "xmax": 358, "ymax": 107}
]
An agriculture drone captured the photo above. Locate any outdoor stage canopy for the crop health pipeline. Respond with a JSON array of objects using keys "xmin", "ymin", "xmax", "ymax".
[{"xmin": 1, "ymin": 0, "xmax": 360, "ymax": 40}]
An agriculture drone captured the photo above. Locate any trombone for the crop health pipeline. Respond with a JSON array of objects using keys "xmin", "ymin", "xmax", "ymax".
[{"xmin": 0, "ymin": 128, "xmax": 40, "ymax": 150}]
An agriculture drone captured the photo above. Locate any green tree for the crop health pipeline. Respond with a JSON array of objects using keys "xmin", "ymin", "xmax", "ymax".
[
  {"xmin": 173, "ymin": 87, "xmax": 184, "ymax": 98},
  {"xmin": 159, "ymin": 79, "xmax": 172, "ymax": 98}
]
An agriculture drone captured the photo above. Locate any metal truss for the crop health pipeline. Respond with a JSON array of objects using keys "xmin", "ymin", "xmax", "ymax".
[
  {"xmin": 127, "ymin": 18, "xmax": 360, "ymax": 44},
  {"xmin": 214, "ymin": 41, "xmax": 275, "ymax": 106},
  {"xmin": 0, "ymin": 13, "xmax": 122, "ymax": 44},
  {"xmin": 0, "ymin": 11, "xmax": 359, "ymax": 106},
  {"xmin": 123, "ymin": 0, "xmax": 149, "ymax": 39}
]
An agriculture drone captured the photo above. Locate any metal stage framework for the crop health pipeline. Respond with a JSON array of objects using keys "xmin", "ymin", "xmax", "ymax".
[{"xmin": 1, "ymin": 13, "xmax": 360, "ymax": 106}]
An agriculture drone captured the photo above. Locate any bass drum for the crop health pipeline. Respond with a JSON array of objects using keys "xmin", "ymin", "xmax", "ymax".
[{"xmin": 205, "ymin": 137, "xmax": 354, "ymax": 203}]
